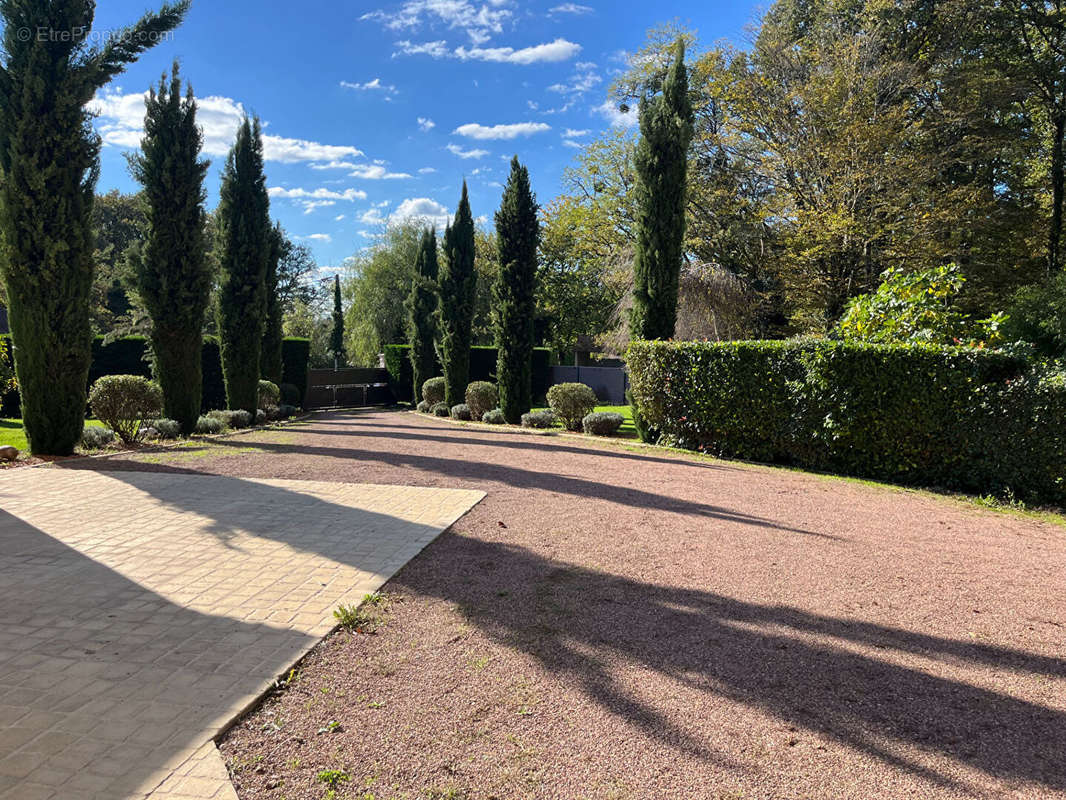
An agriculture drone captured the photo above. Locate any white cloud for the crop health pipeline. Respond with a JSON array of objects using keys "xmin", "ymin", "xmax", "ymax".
[
  {"xmin": 391, "ymin": 197, "xmax": 451, "ymax": 227},
  {"xmin": 307, "ymin": 233, "xmax": 332, "ymax": 243},
  {"xmin": 396, "ymin": 37, "xmax": 581, "ymax": 64},
  {"xmin": 335, "ymin": 214, "xmax": 346, "ymax": 221},
  {"xmin": 594, "ymin": 100, "xmax": 638, "ymax": 128},
  {"xmin": 418, "ymin": 166, "xmax": 438, "ymax": 174},
  {"xmin": 564, "ymin": 128, "xmax": 590, "ymax": 137},
  {"xmin": 453, "ymin": 122, "xmax": 550, "ymax": 140},
  {"xmin": 91, "ymin": 88, "xmax": 365, "ymax": 163},
  {"xmin": 547, "ymin": 68, "xmax": 601, "ymax": 96},
  {"xmin": 417, "ymin": 116, "xmax": 436, "ymax": 132},
  {"xmin": 562, "ymin": 140, "xmax": 583, "ymax": 148},
  {"xmin": 360, "ymin": 208, "xmax": 388, "ymax": 225},
  {"xmin": 269, "ymin": 187, "xmax": 368, "ymax": 201},
  {"xmin": 549, "ymin": 3, "xmax": 593, "ymax": 14},
  {"xmin": 349, "ymin": 164, "xmax": 413, "ymax": 180},
  {"xmin": 447, "ymin": 143, "xmax": 490, "ymax": 159},
  {"xmin": 362, "ymin": 0, "xmax": 512, "ymax": 45},
  {"xmin": 341, "ymin": 78, "xmax": 398, "ymax": 97}
]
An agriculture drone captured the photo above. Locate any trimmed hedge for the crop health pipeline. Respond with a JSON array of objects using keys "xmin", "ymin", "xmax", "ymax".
[
  {"xmin": 385, "ymin": 344, "xmax": 552, "ymax": 406},
  {"xmin": 627, "ymin": 340, "xmax": 1065, "ymax": 504},
  {"xmin": 0, "ymin": 334, "xmax": 310, "ymax": 417}
]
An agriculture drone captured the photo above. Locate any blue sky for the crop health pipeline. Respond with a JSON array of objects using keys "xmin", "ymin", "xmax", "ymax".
[{"xmin": 90, "ymin": 0, "xmax": 762, "ymax": 272}]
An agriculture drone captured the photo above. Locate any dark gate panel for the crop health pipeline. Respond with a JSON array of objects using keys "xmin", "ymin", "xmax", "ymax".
[{"xmin": 304, "ymin": 368, "xmax": 393, "ymax": 409}]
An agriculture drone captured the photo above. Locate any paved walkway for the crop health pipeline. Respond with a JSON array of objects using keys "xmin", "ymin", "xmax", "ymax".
[{"xmin": 0, "ymin": 467, "xmax": 483, "ymax": 800}]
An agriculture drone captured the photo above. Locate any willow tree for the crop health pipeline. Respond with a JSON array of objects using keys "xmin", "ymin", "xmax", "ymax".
[
  {"xmin": 495, "ymin": 157, "xmax": 539, "ymax": 423},
  {"xmin": 129, "ymin": 63, "xmax": 210, "ymax": 435},
  {"xmin": 439, "ymin": 182, "xmax": 477, "ymax": 406},
  {"xmin": 630, "ymin": 42, "xmax": 694, "ymax": 341},
  {"xmin": 0, "ymin": 0, "xmax": 189, "ymax": 454},
  {"xmin": 217, "ymin": 118, "xmax": 271, "ymax": 415},
  {"xmin": 406, "ymin": 227, "xmax": 439, "ymax": 402}
]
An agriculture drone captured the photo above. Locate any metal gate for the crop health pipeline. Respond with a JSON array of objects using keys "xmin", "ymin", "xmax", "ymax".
[{"xmin": 303, "ymin": 368, "xmax": 393, "ymax": 409}]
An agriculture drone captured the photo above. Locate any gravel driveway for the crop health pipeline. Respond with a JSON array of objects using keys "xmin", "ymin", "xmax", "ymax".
[{"xmin": 86, "ymin": 409, "xmax": 1066, "ymax": 799}]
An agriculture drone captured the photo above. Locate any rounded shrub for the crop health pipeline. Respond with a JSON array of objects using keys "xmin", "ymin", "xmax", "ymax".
[
  {"xmin": 149, "ymin": 419, "xmax": 182, "ymax": 440},
  {"xmin": 88, "ymin": 375, "xmax": 164, "ymax": 444},
  {"xmin": 207, "ymin": 409, "xmax": 253, "ymax": 429},
  {"xmin": 465, "ymin": 381, "xmax": 498, "ymax": 421},
  {"xmin": 547, "ymin": 383, "xmax": 598, "ymax": 432},
  {"xmin": 521, "ymin": 410, "xmax": 556, "ymax": 429},
  {"xmin": 279, "ymin": 382, "xmax": 301, "ymax": 407},
  {"xmin": 482, "ymin": 408, "xmax": 506, "ymax": 425},
  {"xmin": 423, "ymin": 377, "xmax": 446, "ymax": 406},
  {"xmin": 450, "ymin": 403, "xmax": 472, "ymax": 421},
  {"xmin": 278, "ymin": 404, "xmax": 298, "ymax": 419},
  {"xmin": 194, "ymin": 415, "xmax": 225, "ymax": 435},
  {"xmin": 432, "ymin": 402, "xmax": 450, "ymax": 417},
  {"xmin": 255, "ymin": 408, "xmax": 267, "ymax": 426},
  {"xmin": 416, "ymin": 400, "xmax": 431, "ymax": 414},
  {"xmin": 258, "ymin": 380, "xmax": 281, "ymax": 411},
  {"xmin": 80, "ymin": 426, "xmax": 116, "ymax": 450},
  {"xmin": 583, "ymin": 412, "xmax": 624, "ymax": 437}
]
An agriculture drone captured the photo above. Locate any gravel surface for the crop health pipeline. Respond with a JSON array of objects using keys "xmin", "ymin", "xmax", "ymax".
[{"xmin": 77, "ymin": 409, "xmax": 1066, "ymax": 799}]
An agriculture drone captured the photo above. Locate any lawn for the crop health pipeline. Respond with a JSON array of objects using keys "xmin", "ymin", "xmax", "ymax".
[
  {"xmin": 530, "ymin": 403, "xmax": 637, "ymax": 436},
  {"xmin": 1, "ymin": 418, "xmax": 110, "ymax": 455}
]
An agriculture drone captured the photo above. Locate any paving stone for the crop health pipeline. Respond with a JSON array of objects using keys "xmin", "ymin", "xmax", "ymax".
[{"xmin": 0, "ymin": 469, "xmax": 483, "ymax": 799}]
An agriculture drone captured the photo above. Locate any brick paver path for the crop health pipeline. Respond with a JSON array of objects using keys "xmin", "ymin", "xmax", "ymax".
[{"xmin": 0, "ymin": 467, "xmax": 483, "ymax": 799}]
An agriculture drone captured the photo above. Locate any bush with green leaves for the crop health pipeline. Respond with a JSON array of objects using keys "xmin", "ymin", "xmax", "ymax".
[
  {"xmin": 255, "ymin": 408, "xmax": 267, "ymax": 426},
  {"xmin": 149, "ymin": 419, "xmax": 181, "ymax": 440},
  {"xmin": 258, "ymin": 380, "xmax": 281, "ymax": 410},
  {"xmin": 465, "ymin": 381, "xmax": 498, "ymax": 420},
  {"xmin": 81, "ymin": 427, "xmax": 116, "ymax": 450},
  {"xmin": 194, "ymin": 415, "xmax": 225, "ymax": 435},
  {"xmin": 278, "ymin": 404, "xmax": 298, "ymax": 419},
  {"xmin": 1002, "ymin": 269, "xmax": 1066, "ymax": 358},
  {"xmin": 482, "ymin": 408, "xmax": 506, "ymax": 425},
  {"xmin": 422, "ymin": 377, "xmax": 446, "ymax": 406},
  {"xmin": 547, "ymin": 383, "xmax": 598, "ymax": 432},
  {"xmin": 450, "ymin": 403, "xmax": 472, "ymax": 421},
  {"xmin": 432, "ymin": 402, "xmax": 450, "ymax": 417},
  {"xmin": 521, "ymin": 410, "xmax": 556, "ymax": 429},
  {"xmin": 207, "ymin": 409, "xmax": 253, "ymax": 429},
  {"xmin": 279, "ymin": 382, "xmax": 301, "ymax": 407},
  {"xmin": 583, "ymin": 412, "xmax": 625, "ymax": 437},
  {"xmin": 416, "ymin": 400, "xmax": 431, "ymax": 414},
  {"xmin": 627, "ymin": 339, "xmax": 1065, "ymax": 504},
  {"xmin": 88, "ymin": 375, "xmax": 164, "ymax": 444}
]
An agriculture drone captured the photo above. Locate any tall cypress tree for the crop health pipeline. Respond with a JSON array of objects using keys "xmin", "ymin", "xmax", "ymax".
[
  {"xmin": 0, "ymin": 0, "xmax": 188, "ymax": 455},
  {"xmin": 129, "ymin": 63, "xmax": 210, "ymax": 436},
  {"xmin": 439, "ymin": 182, "xmax": 478, "ymax": 406},
  {"xmin": 260, "ymin": 223, "xmax": 285, "ymax": 384},
  {"xmin": 406, "ymin": 227, "xmax": 439, "ymax": 403},
  {"xmin": 329, "ymin": 275, "xmax": 347, "ymax": 366},
  {"xmin": 217, "ymin": 117, "xmax": 271, "ymax": 415},
  {"xmin": 495, "ymin": 157, "xmax": 540, "ymax": 424},
  {"xmin": 630, "ymin": 42, "xmax": 694, "ymax": 342}
]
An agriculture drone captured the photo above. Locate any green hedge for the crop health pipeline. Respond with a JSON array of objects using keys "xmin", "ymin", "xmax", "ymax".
[
  {"xmin": 0, "ymin": 334, "xmax": 310, "ymax": 417},
  {"xmin": 627, "ymin": 340, "xmax": 1065, "ymax": 504},
  {"xmin": 384, "ymin": 344, "xmax": 552, "ymax": 404}
]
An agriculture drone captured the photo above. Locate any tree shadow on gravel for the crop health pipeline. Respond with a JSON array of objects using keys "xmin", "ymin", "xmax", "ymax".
[
  {"xmin": 397, "ymin": 533, "xmax": 1066, "ymax": 794},
  {"xmin": 193, "ymin": 435, "xmax": 838, "ymax": 540}
]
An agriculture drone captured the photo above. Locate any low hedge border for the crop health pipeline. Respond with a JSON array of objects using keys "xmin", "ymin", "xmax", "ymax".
[
  {"xmin": 627, "ymin": 339, "xmax": 1065, "ymax": 505},
  {"xmin": 385, "ymin": 344, "xmax": 553, "ymax": 405}
]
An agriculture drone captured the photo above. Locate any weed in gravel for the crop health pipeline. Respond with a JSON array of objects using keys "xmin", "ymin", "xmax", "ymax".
[
  {"xmin": 317, "ymin": 768, "xmax": 350, "ymax": 788},
  {"xmin": 424, "ymin": 787, "xmax": 469, "ymax": 800},
  {"xmin": 334, "ymin": 592, "xmax": 391, "ymax": 633}
]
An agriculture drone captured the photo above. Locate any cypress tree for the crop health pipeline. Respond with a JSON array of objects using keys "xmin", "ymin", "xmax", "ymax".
[
  {"xmin": 495, "ymin": 157, "xmax": 540, "ymax": 424},
  {"xmin": 630, "ymin": 42, "xmax": 694, "ymax": 342},
  {"xmin": 217, "ymin": 117, "xmax": 271, "ymax": 415},
  {"xmin": 0, "ymin": 0, "xmax": 189, "ymax": 455},
  {"xmin": 439, "ymin": 182, "xmax": 477, "ymax": 406},
  {"xmin": 406, "ymin": 227, "xmax": 439, "ymax": 402},
  {"xmin": 128, "ymin": 63, "xmax": 210, "ymax": 436},
  {"xmin": 260, "ymin": 223, "xmax": 285, "ymax": 384},
  {"xmin": 329, "ymin": 275, "xmax": 347, "ymax": 366}
]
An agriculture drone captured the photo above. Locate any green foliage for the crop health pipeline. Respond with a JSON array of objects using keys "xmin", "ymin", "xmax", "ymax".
[
  {"xmin": 465, "ymin": 381, "xmax": 498, "ymax": 420},
  {"xmin": 329, "ymin": 275, "xmax": 347, "ymax": 365},
  {"xmin": 216, "ymin": 117, "xmax": 271, "ymax": 416},
  {"xmin": 208, "ymin": 408, "xmax": 252, "ymax": 429},
  {"xmin": 81, "ymin": 426, "xmax": 116, "ymax": 450},
  {"xmin": 1003, "ymin": 270, "xmax": 1066, "ymax": 358},
  {"xmin": 128, "ymin": 64, "xmax": 211, "ymax": 436},
  {"xmin": 384, "ymin": 344, "xmax": 552, "ymax": 406},
  {"xmin": 416, "ymin": 400, "xmax": 431, "ymax": 414},
  {"xmin": 194, "ymin": 415, "xmax": 225, "ymax": 435},
  {"xmin": 406, "ymin": 228, "xmax": 439, "ymax": 402},
  {"xmin": 257, "ymin": 380, "xmax": 280, "ymax": 410},
  {"xmin": 482, "ymin": 408, "xmax": 506, "ymax": 425},
  {"xmin": 432, "ymin": 402, "xmax": 450, "ymax": 417},
  {"xmin": 148, "ymin": 418, "xmax": 181, "ymax": 439},
  {"xmin": 88, "ymin": 375, "xmax": 164, "ymax": 444},
  {"xmin": 440, "ymin": 182, "xmax": 478, "ymax": 406},
  {"xmin": 836, "ymin": 266, "xmax": 1006, "ymax": 347},
  {"xmin": 521, "ymin": 410, "xmax": 557, "ymax": 429},
  {"xmin": 450, "ymin": 404, "xmax": 472, "ymax": 421},
  {"xmin": 630, "ymin": 42, "xmax": 694, "ymax": 341},
  {"xmin": 422, "ymin": 377, "xmax": 446, "ymax": 405},
  {"xmin": 0, "ymin": 0, "xmax": 188, "ymax": 455},
  {"xmin": 260, "ymin": 223, "xmax": 285, "ymax": 383},
  {"xmin": 547, "ymin": 383, "xmax": 598, "ymax": 431},
  {"xmin": 495, "ymin": 157, "xmax": 540, "ymax": 422},
  {"xmin": 583, "ymin": 412, "xmax": 625, "ymax": 437},
  {"xmin": 627, "ymin": 340, "xmax": 1065, "ymax": 504},
  {"xmin": 0, "ymin": 336, "xmax": 12, "ymax": 392}
]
